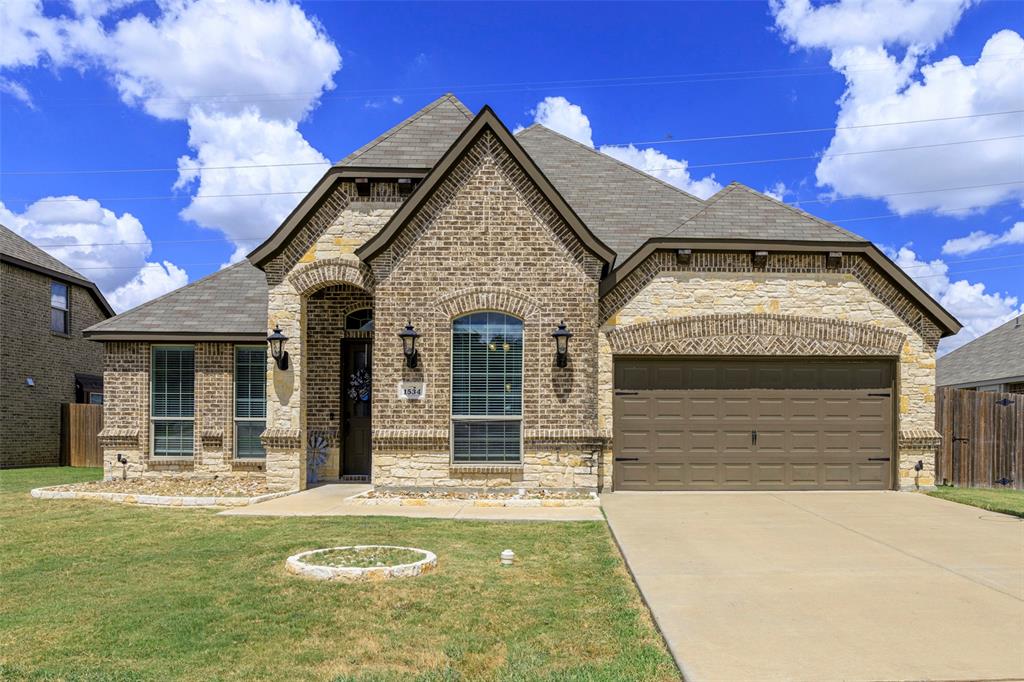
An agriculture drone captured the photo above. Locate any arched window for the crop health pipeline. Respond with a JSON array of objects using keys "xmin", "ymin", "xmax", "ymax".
[
  {"xmin": 451, "ymin": 312, "xmax": 523, "ymax": 463},
  {"xmin": 345, "ymin": 308, "xmax": 373, "ymax": 331}
]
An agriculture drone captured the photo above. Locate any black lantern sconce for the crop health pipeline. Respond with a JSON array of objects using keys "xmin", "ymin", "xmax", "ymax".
[
  {"xmin": 267, "ymin": 325, "xmax": 290, "ymax": 370},
  {"xmin": 398, "ymin": 321, "xmax": 420, "ymax": 368},
  {"xmin": 551, "ymin": 320, "xmax": 573, "ymax": 368}
]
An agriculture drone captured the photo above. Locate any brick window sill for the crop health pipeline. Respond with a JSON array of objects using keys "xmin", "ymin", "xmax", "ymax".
[{"xmin": 449, "ymin": 463, "xmax": 524, "ymax": 474}]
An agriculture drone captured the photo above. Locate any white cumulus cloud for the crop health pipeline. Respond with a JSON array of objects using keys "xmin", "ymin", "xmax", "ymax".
[
  {"xmin": 888, "ymin": 245, "xmax": 1023, "ymax": 353},
  {"xmin": 942, "ymin": 221, "xmax": 1024, "ymax": 255},
  {"xmin": 0, "ymin": 197, "xmax": 188, "ymax": 313},
  {"xmin": 521, "ymin": 96, "xmax": 721, "ymax": 199},
  {"xmin": 771, "ymin": 1, "xmax": 1024, "ymax": 215}
]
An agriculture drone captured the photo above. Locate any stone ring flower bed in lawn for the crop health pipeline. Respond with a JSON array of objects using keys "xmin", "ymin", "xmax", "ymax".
[
  {"xmin": 350, "ymin": 489, "xmax": 600, "ymax": 507},
  {"xmin": 30, "ymin": 477, "xmax": 294, "ymax": 508},
  {"xmin": 286, "ymin": 545, "xmax": 437, "ymax": 581}
]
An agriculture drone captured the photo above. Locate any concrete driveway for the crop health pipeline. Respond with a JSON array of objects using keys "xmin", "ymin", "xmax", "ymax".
[{"xmin": 602, "ymin": 491, "xmax": 1024, "ymax": 682}]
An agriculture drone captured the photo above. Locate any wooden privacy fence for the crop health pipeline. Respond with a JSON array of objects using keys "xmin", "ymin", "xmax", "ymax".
[
  {"xmin": 936, "ymin": 387, "xmax": 1023, "ymax": 489},
  {"xmin": 60, "ymin": 404, "xmax": 104, "ymax": 468}
]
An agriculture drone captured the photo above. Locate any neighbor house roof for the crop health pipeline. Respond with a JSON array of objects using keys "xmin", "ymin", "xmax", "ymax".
[
  {"xmin": 515, "ymin": 124, "xmax": 705, "ymax": 263},
  {"xmin": 0, "ymin": 223, "xmax": 114, "ymax": 317},
  {"xmin": 672, "ymin": 182, "xmax": 866, "ymax": 242},
  {"xmin": 336, "ymin": 93, "xmax": 474, "ymax": 169},
  {"xmin": 83, "ymin": 261, "xmax": 267, "ymax": 341},
  {"xmin": 937, "ymin": 315, "xmax": 1024, "ymax": 387}
]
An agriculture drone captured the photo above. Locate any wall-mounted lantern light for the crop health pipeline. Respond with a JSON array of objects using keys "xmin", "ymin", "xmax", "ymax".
[
  {"xmin": 398, "ymin": 321, "xmax": 420, "ymax": 368},
  {"xmin": 551, "ymin": 320, "xmax": 573, "ymax": 368},
  {"xmin": 267, "ymin": 325, "xmax": 290, "ymax": 370}
]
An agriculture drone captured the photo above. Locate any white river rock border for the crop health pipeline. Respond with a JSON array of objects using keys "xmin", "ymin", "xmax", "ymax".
[
  {"xmin": 30, "ymin": 486, "xmax": 296, "ymax": 508},
  {"xmin": 286, "ymin": 545, "xmax": 438, "ymax": 581},
  {"xmin": 347, "ymin": 490, "xmax": 600, "ymax": 508}
]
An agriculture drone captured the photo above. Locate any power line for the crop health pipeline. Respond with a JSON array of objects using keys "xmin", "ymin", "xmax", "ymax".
[
  {"xmin": 5, "ymin": 111, "xmax": 1023, "ymax": 177},
  {"xmin": 15, "ymin": 179, "xmax": 1022, "ymax": 206},
  {"xmin": 27, "ymin": 51, "xmax": 1023, "ymax": 106}
]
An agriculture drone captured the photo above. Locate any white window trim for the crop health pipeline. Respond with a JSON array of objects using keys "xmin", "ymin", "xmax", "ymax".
[
  {"xmin": 50, "ymin": 281, "xmax": 69, "ymax": 335},
  {"xmin": 448, "ymin": 311, "xmax": 524, "ymax": 466},
  {"xmin": 149, "ymin": 344, "xmax": 195, "ymax": 460},
  {"xmin": 233, "ymin": 344, "xmax": 267, "ymax": 461}
]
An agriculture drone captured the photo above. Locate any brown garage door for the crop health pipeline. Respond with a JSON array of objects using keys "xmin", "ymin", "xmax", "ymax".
[{"xmin": 613, "ymin": 358, "xmax": 894, "ymax": 491}]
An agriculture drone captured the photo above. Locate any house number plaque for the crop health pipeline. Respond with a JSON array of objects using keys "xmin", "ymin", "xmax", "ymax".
[{"xmin": 398, "ymin": 381, "xmax": 426, "ymax": 400}]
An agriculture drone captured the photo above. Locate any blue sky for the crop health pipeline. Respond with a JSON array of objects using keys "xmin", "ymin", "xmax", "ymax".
[{"xmin": 1, "ymin": 0, "xmax": 1021, "ymax": 352}]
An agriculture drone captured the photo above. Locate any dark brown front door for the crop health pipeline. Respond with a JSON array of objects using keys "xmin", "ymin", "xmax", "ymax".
[
  {"xmin": 612, "ymin": 358, "xmax": 894, "ymax": 491},
  {"xmin": 342, "ymin": 340, "xmax": 372, "ymax": 478}
]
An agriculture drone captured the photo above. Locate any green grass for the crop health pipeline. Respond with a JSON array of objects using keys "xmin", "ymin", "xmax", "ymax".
[
  {"xmin": 927, "ymin": 486, "xmax": 1024, "ymax": 518},
  {"xmin": 0, "ymin": 468, "xmax": 678, "ymax": 681}
]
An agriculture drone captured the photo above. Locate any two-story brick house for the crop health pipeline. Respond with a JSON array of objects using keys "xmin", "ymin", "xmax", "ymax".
[
  {"xmin": 1, "ymin": 225, "xmax": 114, "ymax": 467},
  {"xmin": 83, "ymin": 95, "xmax": 960, "ymax": 492}
]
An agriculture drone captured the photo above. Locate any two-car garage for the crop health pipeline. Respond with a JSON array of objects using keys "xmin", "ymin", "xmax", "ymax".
[{"xmin": 612, "ymin": 358, "xmax": 895, "ymax": 491}]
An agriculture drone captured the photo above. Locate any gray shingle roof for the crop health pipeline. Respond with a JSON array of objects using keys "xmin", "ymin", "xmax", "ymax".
[
  {"xmin": 83, "ymin": 261, "xmax": 267, "ymax": 339},
  {"xmin": 672, "ymin": 182, "xmax": 867, "ymax": 242},
  {"xmin": 337, "ymin": 93, "xmax": 473, "ymax": 169},
  {"xmin": 937, "ymin": 316, "xmax": 1024, "ymax": 387},
  {"xmin": 0, "ymin": 223, "xmax": 87, "ymax": 280},
  {"xmin": 515, "ymin": 125, "xmax": 705, "ymax": 263}
]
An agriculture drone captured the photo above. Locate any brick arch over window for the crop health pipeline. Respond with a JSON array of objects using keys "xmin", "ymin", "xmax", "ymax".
[
  {"xmin": 288, "ymin": 258, "xmax": 375, "ymax": 297},
  {"xmin": 432, "ymin": 287, "xmax": 542, "ymax": 322},
  {"xmin": 606, "ymin": 313, "xmax": 905, "ymax": 356}
]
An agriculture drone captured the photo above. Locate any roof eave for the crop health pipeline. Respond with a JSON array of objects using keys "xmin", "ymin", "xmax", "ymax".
[
  {"xmin": 83, "ymin": 330, "xmax": 266, "ymax": 343},
  {"xmin": 599, "ymin": 237, "xmax": 962, "ymax": 337}
]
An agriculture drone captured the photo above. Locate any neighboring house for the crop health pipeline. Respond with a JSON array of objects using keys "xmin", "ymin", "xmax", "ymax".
[
  {"xmin": 1, "ymin": 224, "xmax": 114, "ymax": 468},
  {"xmin": 83, "ymin": 94, "xmax": 960, "ymax": 493},
  {"xmin": 937, "ymin": 315, "xmax": 1024, "ymax": 393}
]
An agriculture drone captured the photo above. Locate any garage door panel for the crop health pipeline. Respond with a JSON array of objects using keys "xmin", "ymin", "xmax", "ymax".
[{"xmin": 613, "ymin": 358, "xmax": 894, "ymax": 491}]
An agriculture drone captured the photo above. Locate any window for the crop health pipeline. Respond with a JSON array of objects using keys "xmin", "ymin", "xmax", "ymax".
[
  {"xmin": 50, "ymin": 282, "xmax": 68, "ymax": 334},
  {"xmin": 151, "ymin": 346, "xmax": 195, "ymax": 458},
  {"xmin": 345, "ymin": 308, "xmax": 373, "ymax": 331},
  {"xmin": 451, "ymin": 312, "xmax": 523, "ymax": 463},
  {"xmin": 234, "ymin": 346, "xmax": 267, "ymax": 458}
]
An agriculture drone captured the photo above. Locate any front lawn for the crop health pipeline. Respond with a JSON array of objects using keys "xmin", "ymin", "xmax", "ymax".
[
  {"xmin": 927, "ymin": 486, "xmax": 1024, "ymax": 518},
  {"xmin": 0, "ymin": 468, "xmax": 678, "ymax": 681}
]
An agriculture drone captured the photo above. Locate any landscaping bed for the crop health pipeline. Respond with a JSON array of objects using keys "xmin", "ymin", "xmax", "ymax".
[
  {"xmin": 1, "ymin": 467, "xmax": 679, "ymax": 680},
  {"xmin": 286, "ymin": 545, "xmax": 438, "ymax": 581},
  {"xmin": 355, "ymin": 488, "xmax": 600, "ymax": 507},
  {"xmin": 31, "ymin": 476, "xmax": 288, "ymax": 508}
]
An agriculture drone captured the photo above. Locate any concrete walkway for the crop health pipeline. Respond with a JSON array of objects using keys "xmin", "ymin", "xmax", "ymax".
[
  {"xmin": 220, "ymin": 483, "xmax": 603, "ymax": 521},
  {"xmin": 602, "ymin": 491, "xmax": 1024, "ymax": 682}
]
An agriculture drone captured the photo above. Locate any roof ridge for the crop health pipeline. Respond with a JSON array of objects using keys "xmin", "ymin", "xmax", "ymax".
[
  {"xmin": 89, "ymin": 260, "xmax": 253, "ymax": 328},
  {"xmin": 942, "ymin": 314, "xmax": 1020, "ymax": 359},
  {"xmin": 337, "ymin": 93, "xmax": 473, "ymax": 166},
  {"xmin": 517, "ymin": 124, "xmax": 705, "ymax": 203},
  {"xmin": 727, "ymin": 182, "xmax": 865, "ymax": 242}
]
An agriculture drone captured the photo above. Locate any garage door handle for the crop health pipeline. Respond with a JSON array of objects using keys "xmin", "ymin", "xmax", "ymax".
[
  {"xmin": 867, "ymin": 392, "xmax": 891, "ymax": 397},
  {"xmin": 615, "ymin": 391, "xmax": 639, "ymax": 396},
  {"xmin": 867, "ymin": 457, "xmax": 890, "ymax": 462},
  {"xmin": 614, "ymin": 457, "xmax": 639, "ymax": 462}
]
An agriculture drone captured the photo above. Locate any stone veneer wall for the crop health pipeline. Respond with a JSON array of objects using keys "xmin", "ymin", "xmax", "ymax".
[
  {"xmin": 99, "ymin": 341, "xmax": 266, "ymax": 481},
  {"xmin": 261, "ymin": 181, "xmax": 398, "ymax": 491},
  {"xmin": 597, "ymin": 250, "xmax": 942, "ymax": 491},
  {"xmin": 367, "ymin": 130, "xmax": 604, "ymax": 491},
  {"xmin": 1, "ymin": 263, "xmax": 107, "ymax": 467}
]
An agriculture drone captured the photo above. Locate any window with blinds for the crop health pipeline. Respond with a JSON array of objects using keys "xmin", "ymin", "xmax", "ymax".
[
  {"xmin": 151, "ymin": 346, "xmax": 194, "ymax": 458},
  {"xmin": 451, "ymin": 312, "xmax": 523, "ymax": 463},
  {"xmin": 235, "ymin": 346, "xmax": 267, "ymax": 458}
]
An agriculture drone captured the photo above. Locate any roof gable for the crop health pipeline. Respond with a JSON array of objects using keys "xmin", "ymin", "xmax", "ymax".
[
  {"xmin": 337, "ymin": 93, "xmax": 473, "ymax": 169},
  {"xmin": 1, "ymin": 224, "xmax": 114, "ymax": 317},
  {"xmin": 937, "ymin": 315, "xmax": 1024, "ymax": 387},
  {"xmin": 515, "ymin": 125, "xmax": 704, "ymax": 263},
  {"xmin": 673, "ymin": 182, "xmax": 866, "ymax": 242},
  {"xmin": 355, "ymin": 106, "xmax": 617, "ymax": 268},
  {"xmin": 83, "ymin": 261, "xmax": 266, "ymax": 341}
]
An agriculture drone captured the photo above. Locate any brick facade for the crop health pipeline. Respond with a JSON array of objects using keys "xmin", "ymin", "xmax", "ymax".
[{"xmin": 1, "ymin": 263, "xmax": 106, "ymax": 467}]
